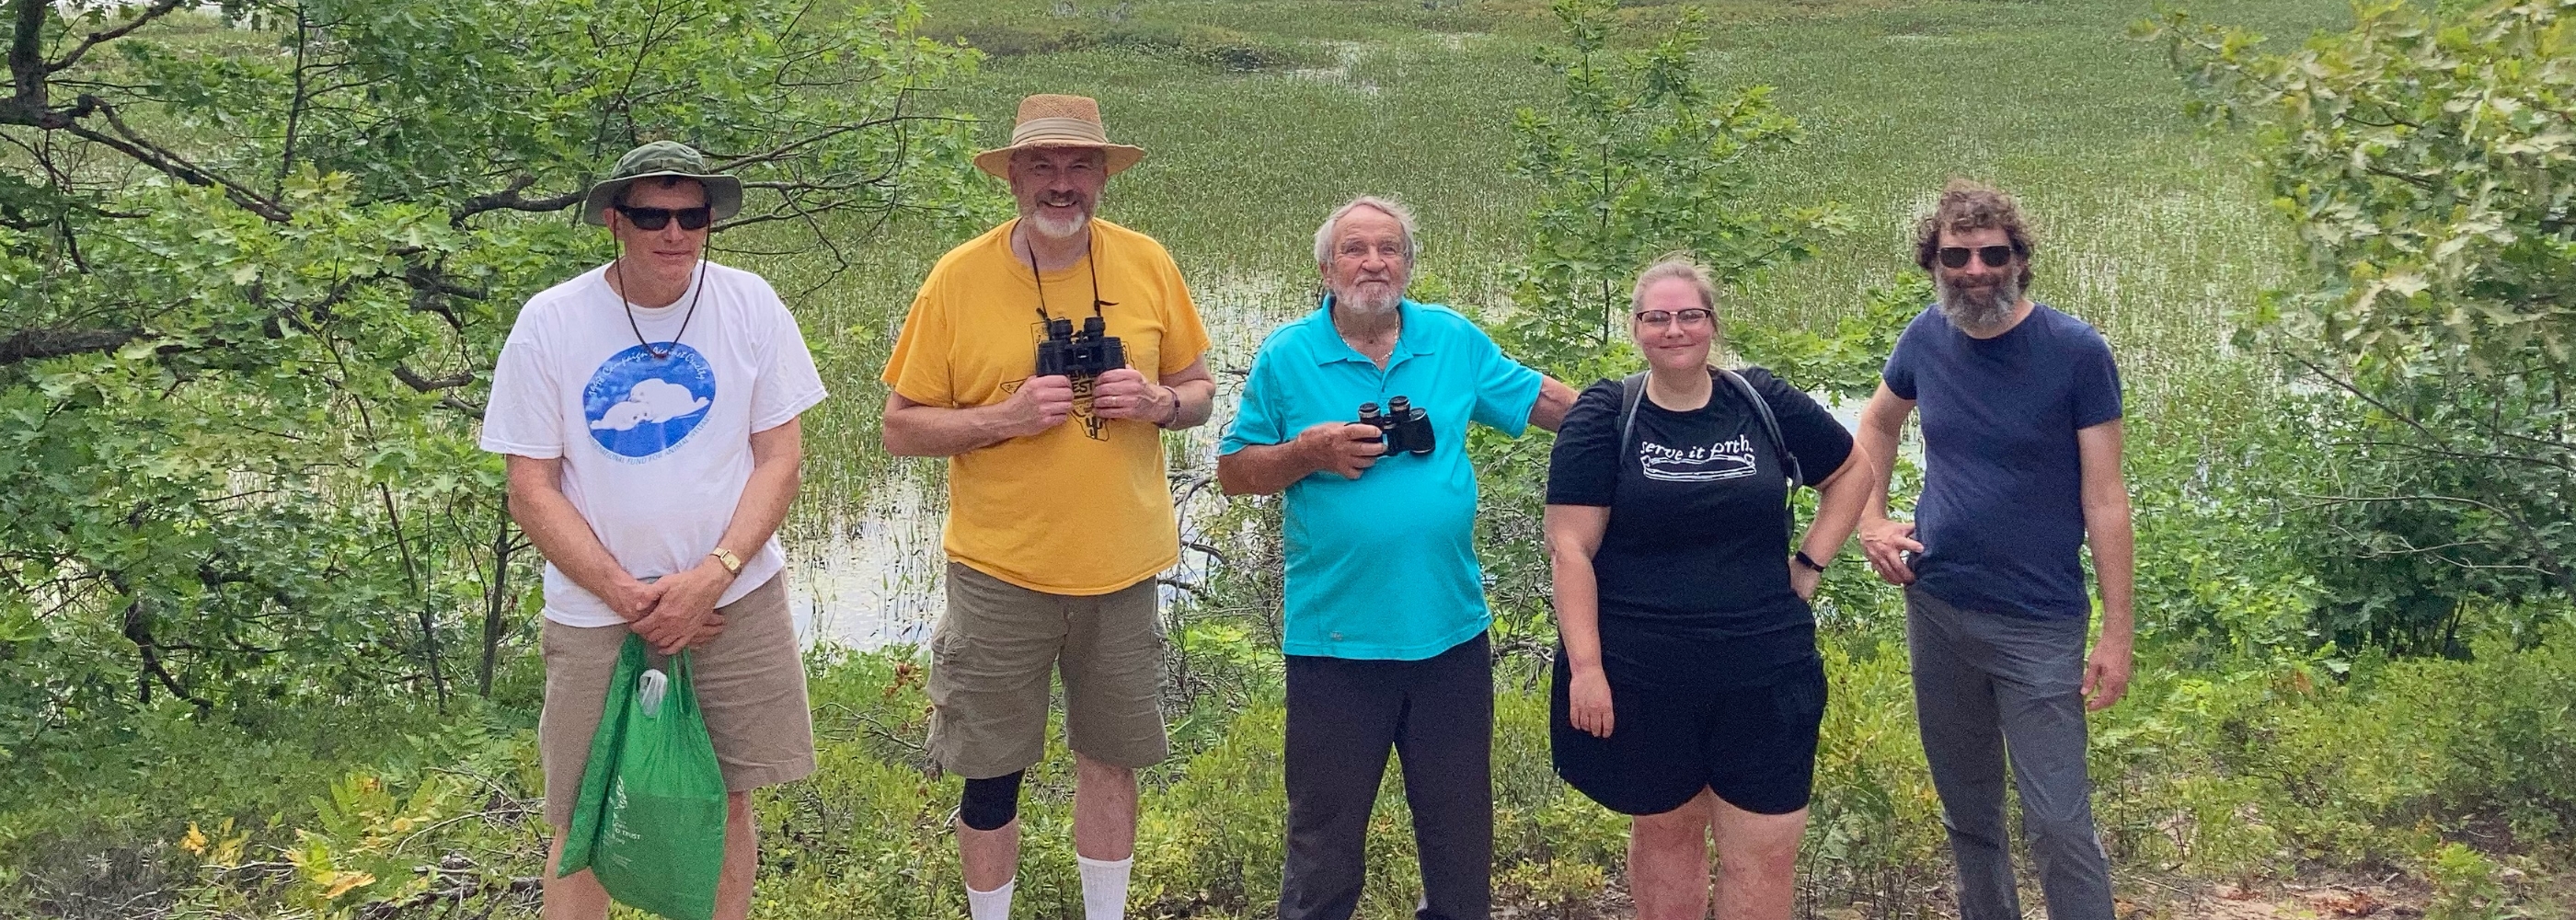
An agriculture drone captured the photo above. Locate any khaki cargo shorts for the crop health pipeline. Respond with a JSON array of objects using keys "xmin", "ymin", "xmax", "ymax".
[
  {"xmin": 927, "ymin": 562, "xmax": 1170, "ymax": 779},
  {"xmin": 538, "ymin": 574, "xmax": 816, "ymax": 826}
]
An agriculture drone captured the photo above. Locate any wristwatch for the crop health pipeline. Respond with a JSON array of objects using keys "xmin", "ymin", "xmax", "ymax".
[
  {"xmin": 1792, "ymin": 550, "xmax": 1828, "ymax": 572},
  {"xmin": 707, "ymin": 546, "xmax": 744, "ymax": 576},
  {"xmin": 1153, "ymin": 385, "xmax": 1182, "ymax": 429}
]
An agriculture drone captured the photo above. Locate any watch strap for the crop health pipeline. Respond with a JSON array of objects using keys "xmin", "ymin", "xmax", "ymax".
[{"xmin": 1793, "ymin": 549, "xmax": 1828, "ymax": 572}]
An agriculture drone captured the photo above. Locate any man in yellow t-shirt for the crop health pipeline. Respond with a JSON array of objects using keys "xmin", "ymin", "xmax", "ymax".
[{"xmin": 880, "ymin": 94, "xmax": 1213, "ymax": 920}]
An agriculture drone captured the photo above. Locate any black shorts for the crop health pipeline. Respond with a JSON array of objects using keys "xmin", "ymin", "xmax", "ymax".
[{"xmin": 1549, "ymin": 649, "xmax": 1827, "ymax": 816}]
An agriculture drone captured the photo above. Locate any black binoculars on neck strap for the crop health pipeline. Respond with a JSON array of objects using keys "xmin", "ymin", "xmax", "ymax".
[
  {"xmin": 1036, "ymin": 316, "xmax": 1124, "ymax": 380},
  {"xmin": 1358, "ymin": 396, "xmax": 1435, "ymax": 455}
]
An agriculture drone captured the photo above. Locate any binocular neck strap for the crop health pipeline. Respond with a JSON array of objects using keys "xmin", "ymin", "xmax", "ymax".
[{"xmin": 1022, "ymin": 223, "xmax": 1107, "ymax": 324}]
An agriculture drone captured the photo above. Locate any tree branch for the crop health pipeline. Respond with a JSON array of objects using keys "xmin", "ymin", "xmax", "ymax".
[
  {"xmin": 7, "ymin": 0, "xmax": 47, "ymax": 116},
  {"xmin": 45, "ymin": 0, "xmax": 189, "ymax": 76},
  {"xmin": 393, "ymin": 365, "xmax": 474, "ymax": 393},
  {"xmin": 452, "ymin": 174, "xmax": 584, "ymax": 226},
  {"xmin": 0, "ymin": 327, "xmax": 140, "ymax": 366},
  {"xmin": 69, "ymin": 98, "xmax": 293, "ymax": 222}
]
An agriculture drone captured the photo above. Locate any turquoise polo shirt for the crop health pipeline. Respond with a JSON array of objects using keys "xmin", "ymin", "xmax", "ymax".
[{"xmin": 1219, "ymin": 298, "xmax": 1545, "ymax": 660}]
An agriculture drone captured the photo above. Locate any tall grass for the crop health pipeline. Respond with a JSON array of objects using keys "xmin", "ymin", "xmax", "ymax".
[{"xmin": 740, "ymin": 0, "xmax": 2357, "ymax": 642}]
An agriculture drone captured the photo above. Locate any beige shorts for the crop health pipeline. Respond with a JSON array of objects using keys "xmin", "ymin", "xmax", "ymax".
[
  {"xmin": 539, "ymin": 574, "xmax": 816, "ymax": 826},
  {"xmin": 927, "ymin": 562, "xmax": 1170, "ymax": 778}
]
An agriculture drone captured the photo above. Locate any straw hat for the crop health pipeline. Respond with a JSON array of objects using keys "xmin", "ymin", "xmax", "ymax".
[
  {"xmin": 972, "ymin": 94, "xmax": 1146, "ymax": 179},
  {"xmin": 581, "ymin": 141, "xmax": 743, "ymax": 226}
]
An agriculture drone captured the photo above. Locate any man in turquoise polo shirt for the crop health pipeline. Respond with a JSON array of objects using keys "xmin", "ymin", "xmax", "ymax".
[{"xmin": 1218, "ymin": 195, "xmax": 1577, "ymax": 920}]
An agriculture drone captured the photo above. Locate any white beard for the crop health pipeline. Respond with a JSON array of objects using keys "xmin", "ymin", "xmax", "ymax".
[
  {"xmin": 1022, "ymin": 201, "xmax": 1093, "ymax": 241},
  {"xmin": 1337, "ymin": 286, "xmax": 1401, "ymax": 316},
  {"xmin": 1938, "ymin": 274, "xmax": 2021, "ymax": 335}
]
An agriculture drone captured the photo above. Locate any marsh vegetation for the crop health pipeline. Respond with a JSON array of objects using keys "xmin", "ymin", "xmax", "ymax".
[{"xmin": 3, "ymin": 1, "xmax": 2570, "ymax": 918}]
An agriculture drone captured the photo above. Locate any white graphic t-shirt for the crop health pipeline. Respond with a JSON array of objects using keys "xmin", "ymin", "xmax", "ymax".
[{"xmin": 480, "ymin": 261, "xmax": 827, "ymax": 627}]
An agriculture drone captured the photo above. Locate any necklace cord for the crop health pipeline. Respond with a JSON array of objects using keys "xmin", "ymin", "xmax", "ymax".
[
  {"xmin": 613, "ymin": 243, "xmax": 709, "ymax": 361},
  {"xmin": 1024, "ymin": 220, "xmax": 1106, "ymax": 324}
]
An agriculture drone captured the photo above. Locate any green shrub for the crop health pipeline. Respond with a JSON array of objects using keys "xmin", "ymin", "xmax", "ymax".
[
  {"xmin": 2423, "ymin": 842, "xmax": 2509, "ymax": 920},
  {"xmin": 14, "ymin": 633, "xmax": 2570, "ymax": 918}
]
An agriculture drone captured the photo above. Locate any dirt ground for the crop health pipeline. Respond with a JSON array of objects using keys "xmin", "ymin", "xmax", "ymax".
[{"xmin": 1508, "ymin": 872, "xmax": 2461, "ymax": 920}]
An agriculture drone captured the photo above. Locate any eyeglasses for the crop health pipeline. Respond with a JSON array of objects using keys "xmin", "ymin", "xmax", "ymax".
[
  {"xmin": 1937, "ymin": 245, "xmax": 2018, "ymax": 270},
  {"xmin": 1633, "ymin": 308, "xmax": 1715, "ymax": 328},
  {"xmin": 615, "ymin": 205, "xmax": 713, "ymax": 231}
]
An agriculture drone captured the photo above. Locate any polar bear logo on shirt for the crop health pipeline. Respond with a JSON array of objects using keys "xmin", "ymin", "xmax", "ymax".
[
  {"xmin": 582, "ymin": 342, "xmax": 719, "ymax": 462},
  {"xmin": 590, "ymin": 378, "xmax": 711, "ymax": 432}
]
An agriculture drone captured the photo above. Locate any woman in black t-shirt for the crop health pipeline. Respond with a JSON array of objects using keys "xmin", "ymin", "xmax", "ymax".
[{"xmin": 1544, "ymin": 259, "xmax": 1872, "ymax": 920}]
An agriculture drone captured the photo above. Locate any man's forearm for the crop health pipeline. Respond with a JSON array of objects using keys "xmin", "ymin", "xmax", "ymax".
[
  {"xmin": 1855, "ymin": 389, "xmax": 1914, "ymax": 522},
  {"xmin": 2087, "ymin": 499, "xmax": 2136, "ymax": 640},
  {"xmin": 1166, "ymin": 378, "xmax": 1218, "ymax": 430},
  {"xmin": 1215, "ymin": 441, "xmax": 1322, "ymax": 496},
  {"xmin": 508, "ymin": 479, "xmax": 633, "ymax": 600},
  {"xmin": 1855, "ymin": 424, "xmax": 1902, "ymax": 521},
  {"xmin": 1526, "ymin": 377, "xmax": 1579, "ymax": 433},
  {"xmin": 713, "ymin": 457, "xmax": 800, "ymax": 564},
  {"xmin": 883, "ymin": 400, "xmax": 1024, "ymax": 457}
]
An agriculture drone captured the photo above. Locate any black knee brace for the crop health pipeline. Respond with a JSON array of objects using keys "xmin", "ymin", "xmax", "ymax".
[{"xmin": 960, "ymin": 770, "xmax": 1025, "ymax": 832}]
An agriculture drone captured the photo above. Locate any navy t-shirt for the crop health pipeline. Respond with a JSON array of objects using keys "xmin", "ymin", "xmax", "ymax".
[
  {"xmin": 1547, "ymin": 368, "xmax": 1855, "ymax": 684},
  {"xmin": 1883, "ymin": 304, "xmax": 2122, "ymax": 620}
]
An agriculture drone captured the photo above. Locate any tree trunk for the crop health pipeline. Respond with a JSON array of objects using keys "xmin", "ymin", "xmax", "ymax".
[
  {"xmin": 480, "ymin": 499, "xmax": 513, "ymax": 697},
  {"xmin": 377, "ymin": 483, "xmax": 448, "ymax": 708}
]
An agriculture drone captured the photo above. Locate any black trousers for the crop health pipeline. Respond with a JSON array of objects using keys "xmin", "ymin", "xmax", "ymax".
[{"xmin": 1280, "ymin": 632, "xmax": 1493, "ymax": 920}]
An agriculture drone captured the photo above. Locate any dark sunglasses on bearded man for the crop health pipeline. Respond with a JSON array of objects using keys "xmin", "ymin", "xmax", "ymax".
[{"xmin": 1937, "ymin": 245, "xmax": 2019, "ymax": 270}]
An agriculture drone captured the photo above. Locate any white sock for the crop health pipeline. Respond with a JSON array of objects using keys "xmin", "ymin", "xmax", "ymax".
[
  {"xmin": 967, "ymin": 880, "xmax": 1015, "ymax": 920},
  {"xmin": 1077, "ymin": 855, "xmax": 1133, "ymax": 920}
]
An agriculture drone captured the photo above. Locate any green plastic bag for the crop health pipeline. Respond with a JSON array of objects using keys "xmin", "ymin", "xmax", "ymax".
[{"xmin": 556, "ymin": 635, "xmax": 728, "ymax": 920}]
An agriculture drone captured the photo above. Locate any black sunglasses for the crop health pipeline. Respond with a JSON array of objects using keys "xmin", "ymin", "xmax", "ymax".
[
  {"xmin": 615, "ymin": 205, "xmax": 713, "ymax": 231},
  {"xmin": 1938, "ymin": 245, "xmax": 2018, "ymax": 270}
]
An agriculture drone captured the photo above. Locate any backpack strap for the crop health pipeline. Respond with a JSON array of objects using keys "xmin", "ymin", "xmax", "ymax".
[
  {"xmin": 1616, "ymin": 371, "xmax": 1650, "ymax": 462},
  {"xmin": 1718, "ymin": 367, "xmax": 1803, "ymax": 489},
  {"xmin": 1621, "ymin": 368, "xmax": 1805, "ymax": 548},
  {"xmin": 1718, "ymin": 366, "xmax": 1803, "ymax": 550}
]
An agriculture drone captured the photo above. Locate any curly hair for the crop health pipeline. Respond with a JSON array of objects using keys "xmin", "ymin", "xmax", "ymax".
[{"xmin": 1913, "ymin": 178, "xmax": 2035, "ymax": 290}]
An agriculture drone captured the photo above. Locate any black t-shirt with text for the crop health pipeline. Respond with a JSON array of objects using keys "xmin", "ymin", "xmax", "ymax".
[{"xmin": 1545, "ymin": 368, "xmax": 1855, "ymax": 684}]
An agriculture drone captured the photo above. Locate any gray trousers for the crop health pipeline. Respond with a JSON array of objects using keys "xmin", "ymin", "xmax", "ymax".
[
  {"xmin": 1905, "ymin": 588, "xmax": 2112, "ymax": 920},
  {"xmin": 1280, "ymin": 633, "xmax": 1492, "ymax": 920}
]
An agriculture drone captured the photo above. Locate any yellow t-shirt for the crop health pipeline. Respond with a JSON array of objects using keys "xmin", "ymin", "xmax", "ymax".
[{"xmin": 881, "ymin": 219, "xmax": 1212, "ymax": 595}]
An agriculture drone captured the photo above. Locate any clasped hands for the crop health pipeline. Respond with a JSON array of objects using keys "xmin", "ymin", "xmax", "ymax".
[
  {"xmin": 1001, "ymin": 368, "xmax": 1172, "ymax": 438},
  {"xmin": 605, "ymin": 558, "xmax": 735, "ymax": 654}
]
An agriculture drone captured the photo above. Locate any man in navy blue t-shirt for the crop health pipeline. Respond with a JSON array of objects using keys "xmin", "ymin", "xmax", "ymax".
[{"xmin": 1855, "ymin": 180, "xmax": 2135, "ymax": 920}]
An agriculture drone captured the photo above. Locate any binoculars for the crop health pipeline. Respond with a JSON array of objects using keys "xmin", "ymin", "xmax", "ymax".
[
  {"xmin": 1357, "ymin": 396, "xmax": 1435, "ymax": 455},
  {"xmin": 1035, "ymin": 316, "xmax": 1125, "ymax": 380}
]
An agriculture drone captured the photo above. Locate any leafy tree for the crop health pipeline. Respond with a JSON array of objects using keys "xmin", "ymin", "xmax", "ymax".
[
  {"xmin": 1478, "ymin": 0, "xmax": 1850, "ymax": 661},
  {"xmin": 2147, "ymin": 0, "xmax": 2576, "ymax": 653},
  {"xmin": 0, "ymin": 0, "xmax": 983, "ymax": 743},
  {"xmin": 1495, "ymin": 0, "xmax": 1849, "ymax": 384}
]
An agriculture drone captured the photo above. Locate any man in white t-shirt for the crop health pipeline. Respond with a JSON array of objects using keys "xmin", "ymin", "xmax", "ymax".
[{"xmin": 479, "ymin": 140, "xmax": 827, "ymax": 920}]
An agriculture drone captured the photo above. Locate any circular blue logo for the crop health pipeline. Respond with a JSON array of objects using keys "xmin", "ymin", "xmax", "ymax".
[{"xmin": 583, "ymin": 343, "xmax": 718, "ymax": 461}]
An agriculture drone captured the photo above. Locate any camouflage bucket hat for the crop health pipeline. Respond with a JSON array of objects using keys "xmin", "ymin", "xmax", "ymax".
[{"xmin": 581, "ymin": 141, "xmax": 745, "ymax": 226}]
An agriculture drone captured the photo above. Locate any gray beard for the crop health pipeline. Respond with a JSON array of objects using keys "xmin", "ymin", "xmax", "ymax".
[
  {"xmin": 1337, "ymin": 287, "xmax": 1401, "ymax": 316},
  {"xmin": 1938, "ymin": 274, "xmax": 2022, "ymax": 334},
  {"xmin": 1021, "ymin": 202, "xmax": 1093, "ymax": 241}
]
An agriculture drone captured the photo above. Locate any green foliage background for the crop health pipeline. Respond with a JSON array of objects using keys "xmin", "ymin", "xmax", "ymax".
[{"xmin": 2, "ymin": 0, "xmax": 2571, "ymax": 918}]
